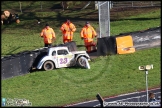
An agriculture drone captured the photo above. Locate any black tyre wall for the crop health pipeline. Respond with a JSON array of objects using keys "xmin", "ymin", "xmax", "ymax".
[
  {"xmin": 31, "ymin": 48, "xmax": 48, "ymax": 69},
  {"xmin": 97, "ymin": 37, "xmax": 108, "ymax": 56},
  {"xmin": 1, "ymin": 51, "xmax": 34, "ymax": 80},
  {"xmin": 61, "ymin": 41, "xmax": 78, "ymax": 52},
  {"xmin": 1, "ymin": 48, "xmax": 48, "ymax": 80},
  {"xmin": 97, "ymin": 36, "xmax": 117, "ymax": 56}
]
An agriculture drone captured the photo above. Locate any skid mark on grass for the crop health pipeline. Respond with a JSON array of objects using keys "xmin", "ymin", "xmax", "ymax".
[{"xmin": 57, "ymin": 55, "xmax": 115, "ymax": 84}]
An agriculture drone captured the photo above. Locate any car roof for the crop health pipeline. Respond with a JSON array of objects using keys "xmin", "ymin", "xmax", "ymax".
[{"xmin": 49, "ymin": 46, "xmax": 68, "ymax": 50}]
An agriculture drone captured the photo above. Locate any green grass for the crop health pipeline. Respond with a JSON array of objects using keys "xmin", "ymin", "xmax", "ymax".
[
  {"xmin": 1, "ymin": 1, "xmax": 161, "ymax": 107},
  {"xmin": 2, "ymin": 48, "xmax": 161, "ymax": 106}
]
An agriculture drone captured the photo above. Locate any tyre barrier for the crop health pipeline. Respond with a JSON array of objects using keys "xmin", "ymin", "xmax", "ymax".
[
  {"xmin": 131, "ymin": 26, "xmax": 161, "ymax": 50},
  {"xmin": 97, "ymin": 36, "xmax": 117, "ymax": 56},
  {"xmin": 1, "ymin": 48, "xmax": 48, "ymax": 80},
  {"xmin": 60, "ymin": 41, "xmax": 78, "ymax": 52},
  {"xmin": 97, "ymin": 26, "xmax": 161, "ymax": 56},
  {"xmin": 117, "ymin": 26, "xmax": 161, "ymax": 50},
  {"xmin": 1, "ymin": 42, "xmax": 77, "ymax": 80},
  {"xmin": 1, "ymin": 51, "xmax": 34, "ymax": 80},
  {"xmin": 30, "ymin": 48, "xmax": 48, "ymax": 70}
]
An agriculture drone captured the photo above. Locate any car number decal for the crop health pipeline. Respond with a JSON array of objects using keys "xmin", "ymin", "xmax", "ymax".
[{"xmin": 60, "ymin": 58, "xmax": 68, "ymax": 64}]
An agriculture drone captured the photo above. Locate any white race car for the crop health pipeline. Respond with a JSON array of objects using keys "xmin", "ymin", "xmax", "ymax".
[{"xmin": 36, "ymin": 46, "xmax": 91, "ymax": 71}]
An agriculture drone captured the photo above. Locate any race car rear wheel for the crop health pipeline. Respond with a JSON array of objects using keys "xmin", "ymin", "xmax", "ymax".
[{"xmin": 43, "ymin": 61, "xmax": 54, "ymax": 71}]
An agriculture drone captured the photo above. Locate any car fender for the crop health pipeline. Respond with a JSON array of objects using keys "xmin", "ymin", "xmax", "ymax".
[
  {"xmin": 37, "ymin": 56, "xmax": 56, "ymax": 69},
  {"xmin": 75, "ymin": 54, "xmax": 90, "ymax": 61}
]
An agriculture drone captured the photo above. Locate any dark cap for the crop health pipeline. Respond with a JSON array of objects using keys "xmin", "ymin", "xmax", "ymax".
[
  {"xmin": 66, "ymin": 19, "xmax": 70, "ymax": 23},
  {"xmin": 86, "ymin": 21, "xmax": 90, "ymax": 24},
  {"xmin": 45, "ymin": 23, "xmax": 49, "ymax": 26}
]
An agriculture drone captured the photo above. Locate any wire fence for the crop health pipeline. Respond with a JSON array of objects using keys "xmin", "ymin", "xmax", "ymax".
[
  {"xmin": 110, "ymin": 1, "xmax": 161, "ymax": 9},
  {"xmin": 97, "ymin": 1, "xmax": 160, "ymax": 38},
  {"xmin": 1, "ymin": 1, "xmax": 161, "ymax": 13}
]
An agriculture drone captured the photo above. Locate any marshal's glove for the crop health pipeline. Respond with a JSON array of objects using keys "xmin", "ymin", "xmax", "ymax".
[{"xmin": 65, "ymin": 28, "xmax": 71, "ymax": 32}]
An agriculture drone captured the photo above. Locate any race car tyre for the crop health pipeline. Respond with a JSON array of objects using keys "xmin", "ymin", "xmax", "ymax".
[
  {"xmin": 77, "ymin": 56, "xmax": 90, "ymax": 69},
  {"xmin": 43, "ymin": 61, "xmax": 54, "ymax": 71}
]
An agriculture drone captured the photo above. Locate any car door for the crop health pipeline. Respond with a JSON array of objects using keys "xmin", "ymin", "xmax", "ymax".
[{"xmin": 57, "ymin": 49, "xmax": 74, "ymax": 68}]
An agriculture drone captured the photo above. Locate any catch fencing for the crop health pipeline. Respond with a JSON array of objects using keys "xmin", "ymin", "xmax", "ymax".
[
  {"xmin": 1, "ymin": 1, "xmax": 161, "ymax": 13},
  {"xmin": 110, "ymin": 1, "xmax": 161, "ymax": 8},
  {"xmin": 98, "ymin": 1, "xmax": 160, "ymax": 38}
]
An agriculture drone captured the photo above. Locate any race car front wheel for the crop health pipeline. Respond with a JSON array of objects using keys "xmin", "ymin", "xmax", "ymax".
[
  {"xmin": 43, "ymin": 61, "xmax": 54, "ymax": 71},
  {"xmin": 77, "ymin": 56, "xmax": 90, "ymax": 69}
]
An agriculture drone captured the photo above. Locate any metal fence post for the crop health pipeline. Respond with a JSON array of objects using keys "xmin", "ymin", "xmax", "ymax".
[{"xmin": 145, "ymin": 70, "xmax": 149, "ymax": 102}]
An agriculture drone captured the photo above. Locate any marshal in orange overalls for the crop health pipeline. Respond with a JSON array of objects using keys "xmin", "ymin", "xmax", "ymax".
[
  {"xmin": 40, "ymin": 23, "xmax": 56, "ymax": 47},
  {"xmin": 80, "ymin": 22, "xmax": 97, "ymax": 53},
  {"xmin": 60, "ymin": 19, "xmax": 76, "ymax": 44}
]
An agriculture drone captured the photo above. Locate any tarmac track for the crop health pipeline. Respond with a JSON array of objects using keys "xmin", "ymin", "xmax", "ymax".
[{"xmin": 65, "ymin": 87, "xmax": 161, "ymax": 107}]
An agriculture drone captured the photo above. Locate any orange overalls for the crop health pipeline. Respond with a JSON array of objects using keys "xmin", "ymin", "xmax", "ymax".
[
  {"xmin": 60, "ymin": 22, "xmax": 76, "ymax": 43},
  {"xmin": 80, "ymin": 25, "xmax": 97, "ymax": 52},
  {"xmin": 40, "ymin": 27, "xmax": 55, "ymax": 44}
]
